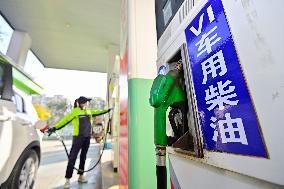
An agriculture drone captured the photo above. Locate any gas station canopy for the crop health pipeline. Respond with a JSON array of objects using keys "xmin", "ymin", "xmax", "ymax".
[{"xmin": 0, "ymin": 0, "xmax": 120, "ymax": 73}]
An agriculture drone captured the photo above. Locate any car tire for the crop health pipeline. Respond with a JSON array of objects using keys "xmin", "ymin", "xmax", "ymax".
[{"xmin": 2, "ymin": 149, "xmax": 39, "ymax": 189}]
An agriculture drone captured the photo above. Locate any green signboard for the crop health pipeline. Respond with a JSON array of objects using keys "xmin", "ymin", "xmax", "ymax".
[{"xmin": 0, "ymin": 54, "xmax": 43, "ymax": 95}]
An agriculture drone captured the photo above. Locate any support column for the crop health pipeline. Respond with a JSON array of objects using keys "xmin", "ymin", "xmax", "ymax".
[
  {"xmin": 106, "ymin": 44, "xmax": 119, "ymax": 89},
  {"xmin": 6, "ymin": 31, "xmax": 31, "ymax": 68},
  {"xmin": 127, "ymin": 0, "xmax": 157, "ymax": 188},
  {"xmin": 106, "ymin": 45, "xmax": 120, "ymax": 172}
]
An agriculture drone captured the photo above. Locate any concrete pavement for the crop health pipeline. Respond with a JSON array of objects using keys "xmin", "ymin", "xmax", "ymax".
[{"xmin": 34, "ymin": 140, "xmax": 117, "ymax": 189}]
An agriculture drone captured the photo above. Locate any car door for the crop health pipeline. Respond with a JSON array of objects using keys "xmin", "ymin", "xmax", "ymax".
[
  {"xmin": 0, "ymin": 61, "xmax": 17, "ymax": 182},
  {"xmin": 9, "ymin": 89, "xmax": 36, "ymax": 152}
]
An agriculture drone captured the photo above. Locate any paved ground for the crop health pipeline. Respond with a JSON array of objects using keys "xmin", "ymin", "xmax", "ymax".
[{"xmin": 34, "ymin": 140, "xmax": 118, "ymax": 189}]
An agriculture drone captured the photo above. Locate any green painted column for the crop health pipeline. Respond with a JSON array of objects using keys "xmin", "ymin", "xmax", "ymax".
[{"xmin": 128, "ymin": 78, "xmax": 156, "ymax": 189}]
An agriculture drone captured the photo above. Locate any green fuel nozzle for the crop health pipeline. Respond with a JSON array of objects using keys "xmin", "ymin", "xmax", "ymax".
[
  {"xmin": 149, "ymin": 71, "xmax": 186, "ymax": 189},
  {"xmin": 150, "ymin": 72, "xmax": 186, "ymax": 146}
]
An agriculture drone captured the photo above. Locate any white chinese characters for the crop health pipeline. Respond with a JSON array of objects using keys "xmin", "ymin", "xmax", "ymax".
[
  {"xmin": 205, "ymin": 80, "xmax": 239, "ymax": 111},
  {"xmin": 210, "ymin": 113, "xmax": 248, "ymax": 145},
  {"xmin": 196, "ymin": 26, "xmax": 221, "ymax": 57},
  {"xmin": 201, "ymin": 50, "xmax": 227, "ymax": 84},
  {"xmin": 189, "ymin": 3, "xmax": 249, "ymax": 145}
]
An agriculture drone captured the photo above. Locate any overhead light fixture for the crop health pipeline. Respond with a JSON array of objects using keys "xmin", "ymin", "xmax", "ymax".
[{"xmin": 65, "ymin": 22, "xmax": 71, "ymax": 28}]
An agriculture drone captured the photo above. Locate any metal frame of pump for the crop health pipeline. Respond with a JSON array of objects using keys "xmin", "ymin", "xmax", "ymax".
[{"xmin": 149, "ymin": 70, "xmax": 186, "ymax": 189}]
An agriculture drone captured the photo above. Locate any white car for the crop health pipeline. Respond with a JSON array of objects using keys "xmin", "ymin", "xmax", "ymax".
[{"xmin": 0, "ymin": 61, "xmax": 42, "ymax": 189}]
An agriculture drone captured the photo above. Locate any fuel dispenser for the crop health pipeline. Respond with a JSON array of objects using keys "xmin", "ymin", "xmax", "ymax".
[{"xmin": 149, "ymin": 65, "xmax": 187, "ymax": 189}]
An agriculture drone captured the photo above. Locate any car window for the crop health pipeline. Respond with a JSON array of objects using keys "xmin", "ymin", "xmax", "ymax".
[
  {"xmin": 12, "ymin": 93, "xmax": 25, "ymax": 113},
  {"xmin": 0, "ymin": 61, "xmax": 13, "ymax": 100}
]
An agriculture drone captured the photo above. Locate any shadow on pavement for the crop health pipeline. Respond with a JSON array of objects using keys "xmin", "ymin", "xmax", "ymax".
[{"xmin": 40, "ymin": 144, "xmax": 100, "ymax": 166}]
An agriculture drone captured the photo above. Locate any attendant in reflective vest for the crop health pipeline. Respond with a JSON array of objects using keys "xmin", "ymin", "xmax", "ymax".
[{"xmin": 48, "ymin": 96, "xmax": 110, "ymax": 188}]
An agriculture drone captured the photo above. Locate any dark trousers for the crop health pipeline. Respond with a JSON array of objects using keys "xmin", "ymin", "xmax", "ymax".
[{"xmin": 65, "ymin": 136, "xmax": 91, "ymax": 178}]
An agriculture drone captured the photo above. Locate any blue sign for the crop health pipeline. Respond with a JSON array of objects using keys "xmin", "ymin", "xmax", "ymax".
[{"xmin": 185, "ymin": 0, "xmax": 267, "ymax": 157}]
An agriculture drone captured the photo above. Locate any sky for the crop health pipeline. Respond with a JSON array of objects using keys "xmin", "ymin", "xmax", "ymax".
[
  {"xmin": 21, "ymin": 50, "xmax": 107, "ymax": 102},
  {"xmin": 38, "ymin": 68, "xmax": 107, "ymax": 102}
]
